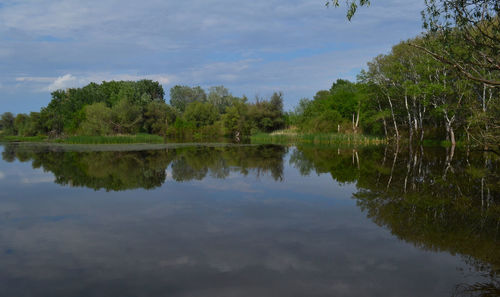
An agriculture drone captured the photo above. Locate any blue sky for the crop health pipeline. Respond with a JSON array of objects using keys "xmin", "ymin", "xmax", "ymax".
[{"xmin": 0, "ymin": 0, "xmax": 425, "ymax": 113}]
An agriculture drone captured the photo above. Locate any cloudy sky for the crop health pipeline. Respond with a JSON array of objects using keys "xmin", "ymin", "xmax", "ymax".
[{"xmin": 0, "ymin": 0, "xmax": 425, "ymax": 113}]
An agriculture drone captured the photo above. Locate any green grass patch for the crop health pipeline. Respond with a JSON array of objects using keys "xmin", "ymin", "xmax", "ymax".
[
  {"xmin": 0, "ymin": 135, "xmax": 48, "ymax": 142},
  {"xmin": 250, "ymin": 132, "xmax": 386, "ymax": 145},
  {"xmin": 55, "ymin": 134, "xmax": 165, "ymax": 144}
]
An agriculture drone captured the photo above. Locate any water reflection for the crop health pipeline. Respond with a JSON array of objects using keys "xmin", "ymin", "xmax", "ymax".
[
  {"xmin": 1, "ymin": 143, "xmax": 499, "ymax": 296},
  {"xmin": 2, "ymin": 144, "xmax": 287, "ymax": 190},
  {"xmin": 290, "ymin": 145, "xmax": 500, "ymax": 296}
]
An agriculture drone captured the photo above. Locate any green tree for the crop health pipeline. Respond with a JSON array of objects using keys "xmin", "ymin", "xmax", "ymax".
[
  {"xmin": 0, "ymin": 112, "xmax": 15, "ymax": 135},
  {"xmin": 24, "ymin": 112, "xmax": 43, "ymax": 136},
  {"xmin": 222, "ymin": 98, "xmax": 251, "ymax": 137},
  {"xmin": 80, "ymin": 102, "xmax": 113, "ymax": 135},
  {"xmin": 13, "ymin": 113, "xmax": 29, "ymax": 136},
  {"xmin": 169, "ymin": 85, "xmax": 207, "ymax": 112},
  {"xmin": 143, "ymin": 101, "xmax": 178, "ymax": 135},
  {"xmin": 111, "ymin": 98, "xmax": 143, "ymax": 134},
  {"xmin": 421, "ymin": 0, "xmax": 500, "ymax": 86},
  {"xmin": 183, "ymin": 101, "xmax": 219, "ymax": 128},
  {"xmin": 208, "ymin": 85, "xmax": 234, "ymax": 114}
]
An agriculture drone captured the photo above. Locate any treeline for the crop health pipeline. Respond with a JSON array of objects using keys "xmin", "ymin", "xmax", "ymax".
[
  {"xmin": 0, "ymin": 81, "xmax": 285, "ymax": 140},
  {"xmin": 289, "ymin": 43, "xmax": 497, "ymax": 147},
  {"xmin": 289, "ymin": 37, "xmax": 499, "ymax": 149},
  {"xmin": 291, "ymin": 1, "xmax": 499, "ymax": 150}
]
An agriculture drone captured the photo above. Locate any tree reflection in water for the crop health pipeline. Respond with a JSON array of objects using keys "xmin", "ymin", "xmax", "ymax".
[
  {"xmin": 2, "ymin": 144, "xmax": 287, "ymax": 191},
  {"xmin": 2, "ymin": 143, "xmax": 499, "ymax": 296},
  {"xmin": 289, "ymin": 145, "xmax": 499, "ymax": 297}
]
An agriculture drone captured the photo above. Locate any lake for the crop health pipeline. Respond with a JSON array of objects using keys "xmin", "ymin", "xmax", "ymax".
[{"xmin": 0, "ymin": 143, "xmax": 498, "ymax": 297}]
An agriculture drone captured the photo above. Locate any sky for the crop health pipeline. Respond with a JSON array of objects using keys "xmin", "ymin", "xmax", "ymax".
[{"xmin": 0, "ymin": 0, "xmax": 426, "ymax": 113}]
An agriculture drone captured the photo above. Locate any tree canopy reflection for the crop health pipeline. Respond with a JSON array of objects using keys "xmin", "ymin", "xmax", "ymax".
[
  {"xmin": 2, "ymin": 143, "xmax": 499, "ymax": 295},
  {"xmin": 2, "ymin": 144, "xmax": 286, "ymax": 191},
  {"xmin": 290, "ymin": 145, "xmax": 500, "ymax": 296}
]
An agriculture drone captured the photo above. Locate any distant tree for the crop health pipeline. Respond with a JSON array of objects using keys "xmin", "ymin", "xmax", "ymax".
[
  {"xmin": 183, "ymin": 101, "xmax": 219, "ymax": 128},
  {"xmin": 143, "ymin": 101, "xmax": 178, "ymax": 135},
  {"xmin": 135, "ymin": 79, "xmax": 165, "ymax": 102},
  {"xmin": 222, "ymin": 98, "xmax": 251, "ymax": 137},
  {"xmin": 0, "ymin": 112, "xmax": 15, "ymax": 135},
  {"xmin": 111, "ymin": 99, "xmax": 143, "ymax": 134},
  {"xmin": 208, "ymin": 85, "xmax": 234, "ymax": 113},
  {"xmin": 170, "ymin": 85, "xmax": 207, "ymax": 112},
  {"xmin": 24, "ymin": 112, "xmax": 43, "ymax": 136},
  {"xmin": 270, "ymin": 91, "xmax": 284, "ymax": 114},
  {"xmin": 80, "ymin": 103, "xmax": 113, "ymax": 135},
  {"xmin": 13, "ymin": 113, "xmax": 29, "ymax": 136}
]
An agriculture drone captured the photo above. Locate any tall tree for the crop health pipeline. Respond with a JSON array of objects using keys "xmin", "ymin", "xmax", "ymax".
[
  {"xmin": 208, "ymin": 85, "xmax": 234, "ymax": 114},
  {"xmin": 169, "ymin": 85, "xmax": 207, "ymax": 112},
  {"xmin": 420, "ymin": 0, "xmax": 500, "ymax": 86},
  {"xmin": 0, "ymin": 112, "xmax": 15, "ymax": 135}
]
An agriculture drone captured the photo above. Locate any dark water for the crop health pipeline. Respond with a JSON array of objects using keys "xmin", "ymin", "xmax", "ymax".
[{"xmin": 0, "ymin": 143, "xmax": 498, "ymax": 297}]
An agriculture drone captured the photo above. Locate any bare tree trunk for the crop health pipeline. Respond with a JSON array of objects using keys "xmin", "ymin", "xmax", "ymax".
[
  {"xmin": 405, "ymin": 92, "xmax": 413, "ymax": 143},
  {"xmin": 450, "ymin": 126, "xmax": 456, "ymax": 146},
  {"xmin": 419, "ymin": 105, "xmax": 425, "ymax": 142},
  {"xmin": 444, "ymin": 112, "xmax": 456, "ymax": 146},
  {"xmin": 378, "ymin": 101, "xmax": 388, "ymax": 138},
  {"xmin": 387, "ymin": 95, "xmax": 399, "ymax": 140},
  {"xmin": 355, "ymin": 108, "xmax": 360, "ymax": 134}
]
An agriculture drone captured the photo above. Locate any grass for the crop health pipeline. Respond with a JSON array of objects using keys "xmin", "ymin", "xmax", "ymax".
[
  {"xmin": 0, "ymin": 133, "xmax": 166, "ymax": 144},
  {"xmin": 250, "ymin": 131, "xmax": 386, "ymax": 145},
  {"xmin": 54, "ymin": 134, "xmax": 166, "ymax": 144},
  {"xmin": 0, "ymin": 135, "xmax": 48, "ymax": 142},
  {"xmin": 1, "ymin": 130, "xmax": 385, "ymax": 146}
]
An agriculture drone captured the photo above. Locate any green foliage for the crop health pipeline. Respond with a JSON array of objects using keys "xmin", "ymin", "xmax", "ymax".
[
  {"xmin": 208, "ymin": 85, "xmax": 234, "ymax": 114},
  {"xmin": 293, "ymin": 80, "xmax": 366, "ymax": 134},
  {"xmin": 251, "ymin": 132, "xmax": 385, "ymax": 145},
  {"xmin": 143, "ymin": 100, "xmax": 178, "ymax": 136},
  {"xmin": 80, "ymin": 102, "xmax": 113, "ymax": 135},
  {"xmin": 247, "ymin": 92, "xmax": 285, "ymax": 132},
  {"xmin": 183, "ymin": 101, "xmax": 219, "ymax": 128},
  {"xmin": 38, "ymin": 80, "xmax": 164, "ymax": 136},
  {"xmin": 422, "ymin": 0, "xmax": 500, "ymax": 86},
  {"xmin": 58, "ymin": 134, "xmax": 165, "ymax": 144},
  {"xmin": 24, "ymin": 112, "xmax": 43, "ymax": 136},
  {"xmin": 111, "ymin": 98, "xmax": 143, "ymax": 134},
  {"xmin": 0, "ymin": 112, "xmax": 15, "ymax": 135},
  {"xmin": 169, "ymin": 85, "xmax": 207, "ymax": 112},
  {"xmin": 325, "ymin": 0, "xmax": 370, "ymax": 20},
  {"xmin": 222, "ymin": 98, "xmax": 251, "ymax": 137}
]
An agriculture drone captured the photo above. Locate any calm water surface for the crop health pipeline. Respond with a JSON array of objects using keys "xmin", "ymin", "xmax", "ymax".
[{"xmin": 0, "ymin": 143, "xmax": 498, "ymax": 297}]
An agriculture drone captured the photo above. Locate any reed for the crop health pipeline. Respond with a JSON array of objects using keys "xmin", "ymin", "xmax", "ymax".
[
  {"xmin": 250, "ymin": 131, "xmax": 386, "ymax": 145},
  {"xmin": 0, "ymin": 135, "xmax": 48, "ymax": 142},
  {"xmin": 56, "ymin": 134, "xmax": 165, "ymax": 144}
]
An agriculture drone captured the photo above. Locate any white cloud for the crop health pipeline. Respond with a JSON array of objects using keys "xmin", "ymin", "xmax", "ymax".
[
  {"xmin": 46, "ymin": 74, "xmax": 78, "ymax": 91},
  {"xmin": 1, "ymin": 0, "xmax": 425, "ymax": 112},
  {"xmin": 0, "ymin": 171, "xmax": 5, "ymax": 179},
  {"xmin": 15, "ymin": 73, "xmax": 175, "ymax": 92}
]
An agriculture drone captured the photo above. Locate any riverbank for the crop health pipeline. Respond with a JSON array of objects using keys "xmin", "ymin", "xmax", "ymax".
[
  {"xmin": 1, "ymin": 132, "xmax": 387, "ymax": 145},
  {"xmin": 2, "ymin": 132, "xmax": 464, "ymax": 147},
  {"xmin": 0, "ymin": 134, "xmax": 166, "ymax": 144}
]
